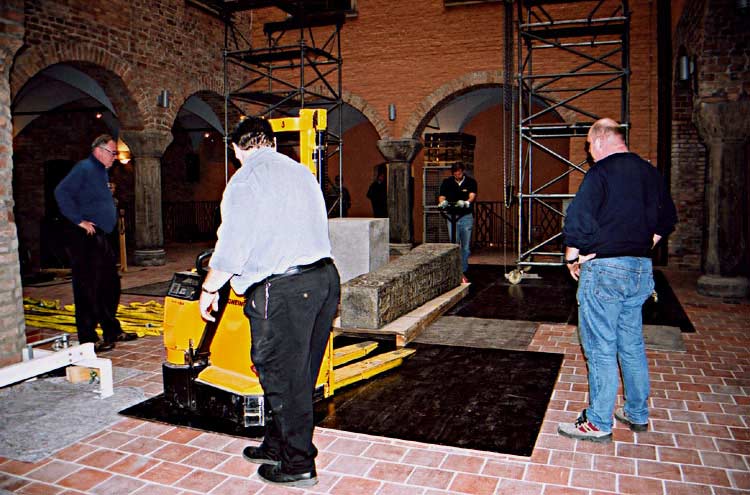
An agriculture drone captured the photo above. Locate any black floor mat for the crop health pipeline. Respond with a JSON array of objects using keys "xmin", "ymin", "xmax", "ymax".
[
  {"xmin": 451, "ymin": 265, "xmax": 694, "ymax": 332},
  {"xmin": 314, "ymin": 343, "xmax": 562, "ymax": 457},
  {"xmin": 120, "ymin": 395, "xmax": 265, "ymax": 440},
  {"xmin": 121, "ymin": 339, "xmax": 562, "ymax": 457}
]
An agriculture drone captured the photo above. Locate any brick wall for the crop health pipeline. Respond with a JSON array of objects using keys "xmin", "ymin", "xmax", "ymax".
[
  {"xmin": 1, "ymin": 0, "xmax": 25, "ymax": 366},
  {"xmin": 669, "ymin": 85, "xmax": 705, "ymax": 270},
  {"xmin": 668, "ymin": 0, "xmax": 750, "ymax": 270}
]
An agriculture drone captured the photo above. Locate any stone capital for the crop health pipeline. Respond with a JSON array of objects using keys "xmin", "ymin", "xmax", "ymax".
[
  {"xmin": 377, "ymin": 139, "xmax": 423, "ymax": 164},
  {"xmin": 120, "ymin": 129, "xmax": 173, "ymax": 158},
  {"xmin": 693, "ymin": 99, "xmax": 750, "ymax": 144}
]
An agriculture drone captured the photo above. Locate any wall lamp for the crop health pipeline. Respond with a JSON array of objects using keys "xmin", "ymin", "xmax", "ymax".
[
  {"xmin": 677, "ymin": 54, "xmax": 694, "ymax": 82},
  {"xmin": 388, "ymin": 103, "xmax": 396, "ymax": 121},
  {"xmin": 157, "ymin": 89, "xmax": 170, "ymax": 108}
]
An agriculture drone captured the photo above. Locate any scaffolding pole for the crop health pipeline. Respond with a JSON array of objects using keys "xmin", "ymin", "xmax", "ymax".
[
  {"xmin": 507, "ymin": 0, "xmax": 630, "ymax": 284},
  {"xmin": 203, "ymin": 1, "xmax": 345, "ymax": 214}
]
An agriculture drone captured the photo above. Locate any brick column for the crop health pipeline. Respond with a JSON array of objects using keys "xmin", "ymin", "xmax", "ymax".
[
  {"xmin": 120, "ymin": 130, "xmax": 173, "ymax": 266},
  {"xmin": 693, "ymin": 99, "xmax": 750, "ymax": 298},
  {"xmin": 0, "ymin": 0, "xmax": 25, "ymax": 366},
  {"xmin": 377, "ymin": 139, "xmax": 422, "ymax": 254}
]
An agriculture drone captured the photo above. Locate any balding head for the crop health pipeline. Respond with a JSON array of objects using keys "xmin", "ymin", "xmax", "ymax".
[{"xmin": 587, "ymin": 118, "xmax": 628, "ymax": 162}]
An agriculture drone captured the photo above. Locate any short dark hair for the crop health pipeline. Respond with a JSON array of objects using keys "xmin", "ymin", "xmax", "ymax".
[
  {"xmin": 91, "ymin": 134, "xmax": 115, "ymax": 150},
  {"xmin": 230, "ymin": 117, "xmax": 274, "ymax": 150},
  {"xmin": 451, "ymin": 162, "xmax": 465, "ymax": 172}
]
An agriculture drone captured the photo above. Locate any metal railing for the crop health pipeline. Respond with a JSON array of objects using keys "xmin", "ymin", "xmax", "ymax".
[
  {"xmin": 472, "ymin": 201, "xmax": 518, "ymax": 249},
  {"xmin": 162, "ymin": 201, "xmax": 220, "ymax": 242},
  {"xmin": 472, "ymin": 200, "xmax": 562, "ymax": 255}
]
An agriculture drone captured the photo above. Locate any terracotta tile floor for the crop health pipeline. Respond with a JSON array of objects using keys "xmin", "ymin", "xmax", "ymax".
[{"xmin": 4, "ymin": 243, "xmax": 749, "ymax": 494}]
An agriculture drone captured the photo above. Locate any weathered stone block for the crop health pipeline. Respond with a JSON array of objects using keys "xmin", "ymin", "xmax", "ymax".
[{"xmin": 340, "ymin": 243, "xmax": 462, "ymax": 329}]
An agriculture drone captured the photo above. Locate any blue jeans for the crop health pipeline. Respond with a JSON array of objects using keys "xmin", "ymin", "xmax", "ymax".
[
  {"xmin": 577, "ymin": 257, "xmax": 654, "ymax": 432},
  {"xmin": 447, "ymin": 214, "xmax": 473, "ymax": 273}
]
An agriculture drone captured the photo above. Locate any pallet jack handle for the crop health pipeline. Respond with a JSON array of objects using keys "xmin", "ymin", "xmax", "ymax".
[{"xmin": 192, "ymin": 249, "xmax": 231, "ymax": 364}]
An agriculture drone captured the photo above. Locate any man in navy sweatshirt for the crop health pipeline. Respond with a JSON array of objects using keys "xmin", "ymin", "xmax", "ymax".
[
  {"xmin": 55, "ymin": 135, "xmax": 137, "ymax": 352},
  {"xmin": 558, "ymin": 118, "xmax": 677, "ymax": 443}
]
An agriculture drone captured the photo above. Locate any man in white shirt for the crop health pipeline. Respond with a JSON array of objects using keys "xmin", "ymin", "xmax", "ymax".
[{"xmin": 199, "ymin": 117, "xmax": 340, "ymax": 488}]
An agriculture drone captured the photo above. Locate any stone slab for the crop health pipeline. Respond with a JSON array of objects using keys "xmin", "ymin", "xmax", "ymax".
[
  {"xmin": 570, "ymin": 324, "xmax": 685, "ymax": 352},
  {"xmin": 329, "ymin": 218, "xmax": 389, "ymax": 283},
  {"xmin": 334, "ymin": 283, "xmax": 470, "ymax": 347},
  {"xmin": 340, "ymin": 243, "xmax": 462, "ymax": 329}
]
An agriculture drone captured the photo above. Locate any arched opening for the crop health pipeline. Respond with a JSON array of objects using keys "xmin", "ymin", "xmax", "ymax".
[
  {"xmin": 11, "ymin": 63, "xmax": 141, "ymax": 275},
  {"xmin": 161, "ymin": 91, "xmax": 242, "ymax": 242},
  {"xmin": 411, "ymin": 84, "xmax": 569, "ymax": 250},
  {"xmin": 325, "ymin": 103, "xmax": 382, "ymax": 218}
]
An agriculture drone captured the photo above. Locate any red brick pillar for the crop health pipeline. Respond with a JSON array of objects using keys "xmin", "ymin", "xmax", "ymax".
[
  {"xmin": 0, "ymin": 1, "xmax": 26, "ymax": 366},
  {"xmin": 120, "ymin": 130, "xmax": 173, "ymax": 266},
  {"xmin": 377, "ymin": 139, "xmax": 423, "ymax": 254}
]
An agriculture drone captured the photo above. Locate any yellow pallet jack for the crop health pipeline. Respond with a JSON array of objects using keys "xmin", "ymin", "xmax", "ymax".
[{"xmin": 160, "ymin": 109, "xmax": 414, "ymax": 427}]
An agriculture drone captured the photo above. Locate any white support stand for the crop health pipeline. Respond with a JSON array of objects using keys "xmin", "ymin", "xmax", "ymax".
[{"xmin": 0, "ymin": 342, "xmax": 113, "ymax": 398}]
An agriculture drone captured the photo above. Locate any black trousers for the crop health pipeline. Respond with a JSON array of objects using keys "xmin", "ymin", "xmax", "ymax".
[
  {"xmin": 244, "ymin": 261, "xmax": 340, "ymax": 474},
  {"xmin": 67, "ymin": 226, "xmax": 123, "ymax": 344}
]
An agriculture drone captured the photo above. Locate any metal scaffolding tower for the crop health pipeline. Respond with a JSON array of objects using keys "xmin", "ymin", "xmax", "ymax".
[
  {"xmin": 189, "ymin": 0, "xmax": 347, "ymax": 215},
  {"xmin": 507, "ymin": 0, "xmax": 630, "ymax": 284}
]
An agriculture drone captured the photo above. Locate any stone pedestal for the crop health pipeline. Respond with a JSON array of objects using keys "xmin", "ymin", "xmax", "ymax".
[
  {"xmin": 377, "ymin": 139, "xmax": 423, "ymax": 246},
  {"xmin": 328, "ymin": 218, "xmax": 389, "ymax": 283},
  {"xmin": 693, "ymin": 100, "xmax": 750, "ymax": 298},
  {"xmin": 120, "ymin": 130, "xmax": 173, "ymax": 266}
]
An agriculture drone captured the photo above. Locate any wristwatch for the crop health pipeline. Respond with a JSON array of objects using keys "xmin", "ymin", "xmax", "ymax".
[
  {"xmin": 565, "ymin": 258, "xmax": 578, "ymax": 265},
  {"xmin": 201, "ymin": 286, "xmax": 218, "ymax": 295}
]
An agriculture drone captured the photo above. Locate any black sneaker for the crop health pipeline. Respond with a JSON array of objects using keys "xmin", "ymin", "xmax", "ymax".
[
  {"xmin": 614, "ymin": 407, "xmax": 649, "ymax": 432},
  {"xmin": 242, "ymin": 446, "xmax": 280, "ymax": 466},
  {"xmin": 109, "ymin": 332, "xmax": 138, "ymax": 343},
  {"xmin": 94, "ymin": 341, "xmax": 115, "ymax": 353},
  {"xmin": 257, "ymin": 463, "xmax": 317, "ymax": 487}
]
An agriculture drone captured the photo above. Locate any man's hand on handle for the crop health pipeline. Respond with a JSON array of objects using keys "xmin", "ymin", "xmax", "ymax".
[
  {"xmin": 199, "ymin": 268, "xmax": 233, "ymax": 322},
  {"xmin": 199, "ymin": 290, "xmax": 219, "ymax": 322}
]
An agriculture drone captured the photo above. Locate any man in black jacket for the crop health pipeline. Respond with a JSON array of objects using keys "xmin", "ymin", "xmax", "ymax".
[{"xmin": 558, "ymin": 118, "xmax": 677, "ymax": 443}]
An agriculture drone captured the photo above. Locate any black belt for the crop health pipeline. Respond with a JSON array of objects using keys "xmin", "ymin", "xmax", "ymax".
[{"xmin": 265, "ymin": 257, "xmax": 333, "ymax": 283}]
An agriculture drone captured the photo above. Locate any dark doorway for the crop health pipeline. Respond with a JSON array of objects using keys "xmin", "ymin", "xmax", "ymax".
[{"xmin": 41, "ymin": 159, "xmax": 75, "ymax": 268}]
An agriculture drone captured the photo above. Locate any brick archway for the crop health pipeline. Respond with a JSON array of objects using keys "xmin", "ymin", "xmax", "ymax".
[
  {"xmin": 402, "ymin": 70, "xmax": 575, "ymax": 140},
  {"xmin": 11, "ymin": 42, "xmax": 146, "ymax": 130},
  {"xmin": 342, "ymin": 90, "xmax": 390, "ymax": 140},
  {"xmin": 402, "ymin": 70, "xmax": 506, "ymax": 139}
]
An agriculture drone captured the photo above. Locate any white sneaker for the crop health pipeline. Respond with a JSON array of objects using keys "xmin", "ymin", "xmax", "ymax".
[{"xmin": 558, "ymin": 410, "xmax": 612, "ymax": 443}]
